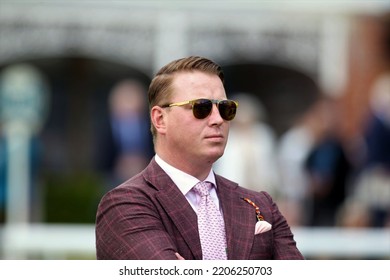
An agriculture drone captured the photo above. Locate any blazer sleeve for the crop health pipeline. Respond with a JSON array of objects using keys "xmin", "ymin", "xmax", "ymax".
[
  {"xmin": 95, "ymin": 185, "xmax": 179, "ymax": 260},
  {"xmin": 261, "ymin": 191, "xmax": 305, "ymax": 260}
]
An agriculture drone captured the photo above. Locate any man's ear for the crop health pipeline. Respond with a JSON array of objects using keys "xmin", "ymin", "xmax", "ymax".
[{"xmin": 151, "ymin": 106, "xmax": 167, "ymax": 135}]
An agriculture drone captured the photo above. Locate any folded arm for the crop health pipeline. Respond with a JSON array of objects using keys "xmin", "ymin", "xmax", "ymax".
[
  {"xmin": 96, "ymin": 187, "xmax": 179, "ymax": 260},
  {"xmin": 261, "ymin": 192, "xmax": 305, "ymax": 260}
]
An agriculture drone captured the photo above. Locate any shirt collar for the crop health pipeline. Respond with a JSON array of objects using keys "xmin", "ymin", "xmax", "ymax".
[{"xmin": 154, "ymin": 154, "xmax": 217, "ymax": 196}]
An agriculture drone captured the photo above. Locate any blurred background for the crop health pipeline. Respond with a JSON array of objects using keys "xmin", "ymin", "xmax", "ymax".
[{"xmin": 0, "ymin": 0, "xmax": 389, "ymax": 260}]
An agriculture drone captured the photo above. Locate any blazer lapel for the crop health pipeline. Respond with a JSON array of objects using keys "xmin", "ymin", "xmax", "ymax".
[
  {"xmin": 216, "ymin": 176, "xmax": 255, "ymax": 259},
  {"xmin": 144, "ymin": 159, "xmax": 203, "ymax": 259}
]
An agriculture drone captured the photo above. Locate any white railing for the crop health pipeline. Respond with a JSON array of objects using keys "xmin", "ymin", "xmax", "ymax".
[
  {"xmin": 0, "ymin": 224, "xmax": 389, "ymax": 259},
  {"xmin": 292, "ymin": 227, "xmax": 390, "ymax": 259}
]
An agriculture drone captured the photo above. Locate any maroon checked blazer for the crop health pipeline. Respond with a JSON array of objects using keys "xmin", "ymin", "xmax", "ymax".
[{"xmin": 95, "ymin": 158, "xmax": 304, "ymax": 260}]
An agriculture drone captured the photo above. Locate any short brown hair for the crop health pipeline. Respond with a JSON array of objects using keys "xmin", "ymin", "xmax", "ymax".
[{"xmin": 148, "ymin": 56, "xmax": 224, "ymax": 140}]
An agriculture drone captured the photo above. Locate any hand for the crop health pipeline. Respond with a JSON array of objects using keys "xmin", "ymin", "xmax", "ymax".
[{"xmin": 175, "ymin": 252, "xmax": 185, "ymax": 260}]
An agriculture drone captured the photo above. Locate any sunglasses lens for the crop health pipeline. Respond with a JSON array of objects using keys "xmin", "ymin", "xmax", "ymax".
[
  {"xmin": 219, "ymin": 100, "xmax": 237, "ymax": 121},
  {"xmin": 193, "ymin": 99, "xmax": 212, "ymax": 119}
]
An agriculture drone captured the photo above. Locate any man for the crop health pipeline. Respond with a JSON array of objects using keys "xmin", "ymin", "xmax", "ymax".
[{"xmin": 95, "ymin": 56, "xmax": 304, "ymax": 260}]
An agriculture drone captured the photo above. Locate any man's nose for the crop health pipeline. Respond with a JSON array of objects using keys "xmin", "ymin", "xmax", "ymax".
[{"xmin": 208, "ymin": 104, "xmax": 224, "ymax": 124}]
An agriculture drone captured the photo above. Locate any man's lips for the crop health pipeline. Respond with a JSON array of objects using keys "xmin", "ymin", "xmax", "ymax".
[{"xmin": 205, "ymin": 134, "xmax": 224, "ymax": 140}]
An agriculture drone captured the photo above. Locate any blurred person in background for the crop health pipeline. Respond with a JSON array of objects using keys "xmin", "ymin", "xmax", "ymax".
[
  {"xmin": 303, "ymin": 97, "xmax": 352, "ymax": 227},
  {"xmin": 348, "ymin": 72, "xmax": 390, "ymax": 228},
  {"xmin": 96, "ymin": 79, "xmax": 154, "ymax": 188},
  {"xmin": 277, "ymin": 102, "xmax": 322, "ymax": 226},
  {"xmin": 214, "ymin": 93, "xmax": 279, "ymax": 198},
  {"xmin": 96, "ymin": 56, "xmax": 304, "ymax": 260},
  {"xmin": 336, "ymin": 15, "xmax": 390, "ymax": 229}
]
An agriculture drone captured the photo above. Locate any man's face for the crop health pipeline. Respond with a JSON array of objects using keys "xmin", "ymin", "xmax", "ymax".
[{"xmin": 164, "ymin": 71, "xmax": 230, "ymax": 165}]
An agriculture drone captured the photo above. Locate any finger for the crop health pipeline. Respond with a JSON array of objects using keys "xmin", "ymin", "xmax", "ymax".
[{"xmin": 175, "ymin": 252, "xmax": 185, "ymax": 260}]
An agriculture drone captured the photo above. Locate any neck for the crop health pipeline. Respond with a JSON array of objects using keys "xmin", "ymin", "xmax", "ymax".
[{"xmin": 155, "ymin": 148, "xmax": 212, "ymax": 181}]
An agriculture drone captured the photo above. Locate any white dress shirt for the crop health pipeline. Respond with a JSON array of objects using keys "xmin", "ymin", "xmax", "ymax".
[{"xmin": 154, "ymin": 154, "xmax": 222, "ymax": 213}]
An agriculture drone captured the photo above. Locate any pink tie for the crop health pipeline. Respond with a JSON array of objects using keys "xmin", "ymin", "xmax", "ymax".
[{"xmin": 193, "ymin": 182, "xmax": 227, "ymax": 260}]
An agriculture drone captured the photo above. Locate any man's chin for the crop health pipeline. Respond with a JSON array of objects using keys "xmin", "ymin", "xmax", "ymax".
[{"xmin": 206, "ymin": 150, "xmax": 225, "ymax": 164}]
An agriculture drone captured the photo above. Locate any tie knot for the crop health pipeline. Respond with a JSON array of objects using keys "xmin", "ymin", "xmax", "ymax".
[{"xmin": 193, "ymin": 182, "xmax": 212, "ymax": 197}]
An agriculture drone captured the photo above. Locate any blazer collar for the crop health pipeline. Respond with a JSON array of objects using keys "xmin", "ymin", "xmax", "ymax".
[{"xmin": 143, "ymin": 158, "xmax": 203, "ymax": 259}]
